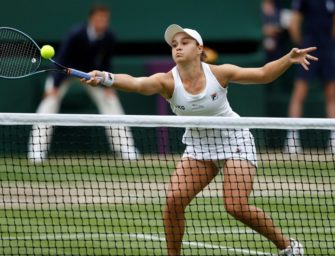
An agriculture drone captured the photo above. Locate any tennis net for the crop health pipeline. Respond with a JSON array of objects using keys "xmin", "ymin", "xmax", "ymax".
[{"xmin": 0, "ymin": 113, "xmax": 335, "ymax": 255}]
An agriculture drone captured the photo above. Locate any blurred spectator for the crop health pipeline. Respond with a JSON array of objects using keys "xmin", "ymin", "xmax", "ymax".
[
  {"xmin": 284, "ymin": 0, "xmax": 335, "ymax": 154},
  {"xmin": 203, "ymin": 46, "xmax": 219, "ymax": 64},
  {"xmin": 28, "ymin": 4, "xmax": 138, "ymax": 163},
  {"xmin": 261, "ymin": 0, "xmax": 286, "ymax": 62},
  {"xmin": 261, "ymin": 0, "xmax": 293, "ymax": 120}
]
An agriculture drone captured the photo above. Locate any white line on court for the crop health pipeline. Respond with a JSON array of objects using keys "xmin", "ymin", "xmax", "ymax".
[
  {"xmin": 129, "ymin": 233, "xmax": 274, "ymax": 256},
  {"xmin": 1, "ymin": 231, "xmax": 275, "ymax": 256}
]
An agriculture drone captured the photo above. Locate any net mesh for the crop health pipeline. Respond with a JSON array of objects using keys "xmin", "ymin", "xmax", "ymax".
[{"xmin": 1, "ymin": 113, "xmax": 335, "ymax": 255}]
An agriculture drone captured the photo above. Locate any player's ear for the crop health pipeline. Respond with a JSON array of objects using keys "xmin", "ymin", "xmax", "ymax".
[{"xmin": 198, "ymin": 45, "xmax": 204, "ymax": 59}]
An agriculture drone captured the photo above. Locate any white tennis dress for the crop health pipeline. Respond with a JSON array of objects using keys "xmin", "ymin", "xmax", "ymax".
[{"xmin": 167, "ymin": 62, "xmax": 257, "ymax": 166}]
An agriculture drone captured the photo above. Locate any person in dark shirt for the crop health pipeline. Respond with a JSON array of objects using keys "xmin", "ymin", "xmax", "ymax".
[
  {"xmin": 261, "ymin": 0, "xmax": 286, "ymax": 62},
  {"xmin": 28, "ymin": 5, "xmax": 138, "ymax": 163},
  {"xmin": 285, "ymin": 0, "xmax": 335, "ymax": 154}
]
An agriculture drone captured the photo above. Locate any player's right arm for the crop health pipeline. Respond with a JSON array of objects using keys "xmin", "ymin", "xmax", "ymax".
[
  {"xmin": 83, "ymin": 71, "xmax": 171, "ymax": 97},
  {"xmin": 113, "ymin": 73, "xmax": 167, "ymax": 96}
]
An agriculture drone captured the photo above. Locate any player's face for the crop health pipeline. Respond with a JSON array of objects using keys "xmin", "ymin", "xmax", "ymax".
[
  {"xmin": 90, "ymin": 10, "xmax": 110, "ymax": 35},
  {"xmin": 171, "ymin": 33, "xmax": 202, "ymax": 63}
]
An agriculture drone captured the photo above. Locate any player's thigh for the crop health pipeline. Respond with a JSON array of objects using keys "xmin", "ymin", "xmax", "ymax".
[
  {"xmin": 166, "ymin": 158, "xmax": 219, "ymax": 205},
  {"xmin": 223, "ymin": 159, "xmax": 256, "ymax": 200}
]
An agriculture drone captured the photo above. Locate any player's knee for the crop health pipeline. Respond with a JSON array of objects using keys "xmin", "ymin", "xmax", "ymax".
[
  {"xmin": 165, "ymin": 193, "xmax": 190, "ymax": 214},
  {"xmin": 224, "ymin": 200, "xmax": 249, "ymax": 220}
]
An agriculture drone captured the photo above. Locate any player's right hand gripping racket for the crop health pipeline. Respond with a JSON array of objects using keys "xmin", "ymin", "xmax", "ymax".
[{"xmin": 0, "ymin": 27, "xmax": 92, "ymax": 80}]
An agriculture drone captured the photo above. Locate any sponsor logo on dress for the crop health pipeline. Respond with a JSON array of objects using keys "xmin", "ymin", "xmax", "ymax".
[
  {"xmin": 175, "ymin": 105, "xmax": 185, "ymax": 110},
  {"xmin": 211, "ymin": 92, "xmax": 218, "ymax": 101},
  {"xmin": 191, "ymin": 104, "xmax": 205, "ymax": 110}
]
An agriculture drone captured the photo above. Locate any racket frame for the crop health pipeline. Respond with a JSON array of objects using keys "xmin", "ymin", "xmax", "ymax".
[{"xmin": 0, "ymin": 27, "xmax": 91, "ymax": 80}]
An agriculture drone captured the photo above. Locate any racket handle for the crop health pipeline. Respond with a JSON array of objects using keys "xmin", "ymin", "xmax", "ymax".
[{"xmin": 67, "ymin": 68, "xmax": 91, "ymax": 80}]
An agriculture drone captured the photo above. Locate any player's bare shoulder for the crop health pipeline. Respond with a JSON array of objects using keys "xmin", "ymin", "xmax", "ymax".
[
  {"xmin": 208, "ymin": 64, "xmax": 232, "ymax": 87},
  {"xmin": 210, "ymin": 63, "xmax": 237, "ymax": 73}
]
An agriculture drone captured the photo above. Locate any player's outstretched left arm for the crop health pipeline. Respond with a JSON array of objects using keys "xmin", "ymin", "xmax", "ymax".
[{"xmin": 220, "ymin": 47, "xmax": 318, "ymax": 85}]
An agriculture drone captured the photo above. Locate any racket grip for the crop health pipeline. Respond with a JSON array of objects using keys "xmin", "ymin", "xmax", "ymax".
[{"xmin": 67, "ymin": 68, "xmax": 91, "ymax": 80}]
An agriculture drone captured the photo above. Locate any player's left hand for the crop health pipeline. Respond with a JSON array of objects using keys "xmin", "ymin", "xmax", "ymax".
[{"xmin": 289, "ymin": 47, "xmax": 318, "ymax": 71}]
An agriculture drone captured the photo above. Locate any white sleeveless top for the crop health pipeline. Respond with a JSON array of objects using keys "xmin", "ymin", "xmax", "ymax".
[
  {"xmin": 168, "ymin": 62, "xmax": 238, "ymax": 117},
  {"xmin": 166, "ymin": 62, "xmax": 257, "ymax": 166}
]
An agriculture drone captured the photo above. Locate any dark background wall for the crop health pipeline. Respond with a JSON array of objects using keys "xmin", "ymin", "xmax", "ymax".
[
  {"xmin": 0, "ymin": 0, "xmax": 326, "ymax": 118},
  {"xmin": 0, "ymin": 0, "xmax": 330, "ymax": 153}
]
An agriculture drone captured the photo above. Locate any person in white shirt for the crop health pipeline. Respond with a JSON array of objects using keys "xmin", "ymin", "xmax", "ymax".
[{"xmin": 81, "ymin": 24, "xmax": 317, "ymax": 256}]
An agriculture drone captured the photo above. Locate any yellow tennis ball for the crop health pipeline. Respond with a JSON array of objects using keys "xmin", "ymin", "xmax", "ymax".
[{"xmin": 40, "ymin": 45, "xmax": 55, "ymax": 59}]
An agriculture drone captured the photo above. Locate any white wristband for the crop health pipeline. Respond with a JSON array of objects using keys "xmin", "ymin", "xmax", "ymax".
[{"xmin": 101, "ymin": 72, "xmax": 114, "ymax": 87}]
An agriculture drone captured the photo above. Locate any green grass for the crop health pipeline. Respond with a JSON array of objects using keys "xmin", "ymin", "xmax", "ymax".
[{"xmin": 1, "ymin": 156, "xmax": 335, "ymax": 255}]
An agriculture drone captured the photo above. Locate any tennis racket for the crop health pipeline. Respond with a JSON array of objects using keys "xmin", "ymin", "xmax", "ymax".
[{"xmin": 0, "ymin": 27, "xmax": 92, "ymax": 80}]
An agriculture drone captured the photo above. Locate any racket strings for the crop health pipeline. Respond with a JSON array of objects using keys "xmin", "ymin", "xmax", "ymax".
[{"xmin": 0, "ymin": 28, "xmax": 41, "ymax": 78}]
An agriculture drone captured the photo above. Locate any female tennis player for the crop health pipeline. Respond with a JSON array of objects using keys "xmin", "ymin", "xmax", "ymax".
[{"xmin": 81, "ymin": 24, "xmax": 317, "ymax": 256}]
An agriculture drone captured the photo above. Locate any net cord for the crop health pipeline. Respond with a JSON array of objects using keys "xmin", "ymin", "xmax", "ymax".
[{"xmin": 0, "ymin": 113, "xmax": 334, "ymax": 130}]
